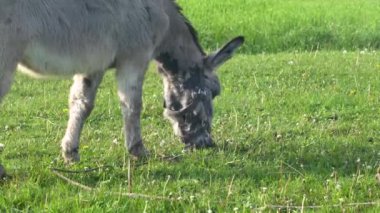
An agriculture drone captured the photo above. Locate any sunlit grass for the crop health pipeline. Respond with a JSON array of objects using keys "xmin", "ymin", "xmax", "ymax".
[
  {"xmin": 1, "ymin": 0, "xmax": 380, "ymax": 211},
  {"xmin": 0, "ymin": 51, "xmax": 379, "ymax": 211},
  {"xmin": 178, "ymin": 0, "xmax": 380, "ymax": 54}
]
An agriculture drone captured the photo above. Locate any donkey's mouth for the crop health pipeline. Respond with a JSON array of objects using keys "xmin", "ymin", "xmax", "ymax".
[
  {"xmin": 164, "ymin": 101, "xmax": 215, "ymax": 148},
  {"xmin": 181, "ymin": 132, "xmax": 215, "ymax": 150}
]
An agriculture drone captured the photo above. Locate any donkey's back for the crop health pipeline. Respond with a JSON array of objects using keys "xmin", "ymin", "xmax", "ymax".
[{"xmin": 1, "ymin": 0, "xmax": 168, "ymax": 76}]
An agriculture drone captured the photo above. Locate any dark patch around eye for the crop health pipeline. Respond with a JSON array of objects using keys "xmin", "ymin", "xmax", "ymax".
[
  {"xmin": 170, "ymin": 101, "xmax": 182, "ymax": 111},
  {"xmin": 183, "ymin": 66, "xmax": 203, "ymax": 90},
  {"xmin": 156, "ymin": 52, "xmax": 179, "ymax": 74}
]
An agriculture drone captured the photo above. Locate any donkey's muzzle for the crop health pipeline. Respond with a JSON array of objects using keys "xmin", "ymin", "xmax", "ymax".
[
  {"xmin": 163, "ymin": 91, "xmax": 215, "ymax": 149},
  {"xmin": 181, "ymin": 131, "xmax": 215, "ymax": 150}
]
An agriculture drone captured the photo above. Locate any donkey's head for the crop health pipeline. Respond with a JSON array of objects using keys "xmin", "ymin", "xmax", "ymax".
[{"xmin": 158, "ymin": 36, "xmax": 244, "ymax": 149}]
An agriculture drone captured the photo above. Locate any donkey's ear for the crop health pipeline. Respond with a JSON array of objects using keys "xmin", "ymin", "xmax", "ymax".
[{"xmin": 206, "ymin": 36, "xmax": 245, "ymax": 69}]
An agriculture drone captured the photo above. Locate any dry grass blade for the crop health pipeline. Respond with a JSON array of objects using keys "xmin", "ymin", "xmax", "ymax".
[
  {"xmin": 128, "ymin": 157, "xmax": 132, "ymax": 193},
  {"xmin": 50, "ymin": 165, "xmax": 113, "ymax": 174},
  {"xmin": 282, "ymin": 161, "xmax": 305, "ymax": 177},
  {"xmin": 108, "ymin": 192, "xmax": 175, "ymax": 201},
  {"xmin": 51, "ymin": 169, "xmax": 175, "ymax": 201},
  {"xmin": 51, "ymin": 170, "xmax": 93, "ymax": 191}
]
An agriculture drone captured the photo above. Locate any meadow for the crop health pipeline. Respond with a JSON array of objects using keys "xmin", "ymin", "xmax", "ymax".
[
  {"xmin": 178, "ymin": 0, "xmax": 380, "ymax": 54},
  {"xmin": 1, "ymin": 0, "xmax": 380, "ymax": 212}
]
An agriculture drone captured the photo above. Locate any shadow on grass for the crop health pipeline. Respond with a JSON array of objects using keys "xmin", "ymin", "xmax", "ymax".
[
  {"xmin": 1, "ymin": 136, "xmax": 377, "ymax": 193},
  {"xmin": 64, "ymin": 135, "xmax": 377, "ymax": 179}
]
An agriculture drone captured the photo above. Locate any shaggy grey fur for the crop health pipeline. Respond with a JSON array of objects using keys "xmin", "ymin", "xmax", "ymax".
[{"xmin": 0, "ymin": 0, "xmax": 244, "ymax": 167}]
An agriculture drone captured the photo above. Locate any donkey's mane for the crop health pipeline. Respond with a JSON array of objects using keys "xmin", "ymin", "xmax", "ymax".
[{"xmin": 171, "ymin": 0, "xmax": 205, "ymax": 55}]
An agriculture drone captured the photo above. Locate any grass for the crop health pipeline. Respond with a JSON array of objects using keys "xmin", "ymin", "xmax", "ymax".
[
  {"xmin": 1, "ymin": 51, "xmax": 379, "ymax": 212},
  {"xmin": 1, "ymin": 0, "xmax": 380, "ymax": 212},
  {"xmin": 178, "ymin": 0, "xmax": 380, "ymax": 54}
]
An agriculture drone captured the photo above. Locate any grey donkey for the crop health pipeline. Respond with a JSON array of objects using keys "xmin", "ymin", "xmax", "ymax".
[{"xmin": 0, "ymin": 0, "xmax": 244, "ymax": 169}]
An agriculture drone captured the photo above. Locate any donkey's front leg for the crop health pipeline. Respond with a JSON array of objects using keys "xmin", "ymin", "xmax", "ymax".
[
  {"xmin": 61, "ymin": 73, "xmax": 104, "ymax": 163},
  {"xmin": 116, "ymin": 61, "xmax": 149, "ymax": 158}
]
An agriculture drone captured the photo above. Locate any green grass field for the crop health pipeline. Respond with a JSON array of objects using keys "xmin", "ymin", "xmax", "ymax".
[
  {"xmin": 178, "ymin": 0, "xmax": 380, "ymax": 54},
  {"xmin": 1, "ymin": 0, "xmax": 380, "ymax": 212}
]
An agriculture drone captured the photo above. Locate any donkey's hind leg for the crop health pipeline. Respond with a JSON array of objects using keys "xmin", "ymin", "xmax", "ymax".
[
  {"xmin": 0, "ymin": 42, "xmax": 22, "ymax": 178},
  {"xmin": 0, "ymin": 63, "xmax": 16, "ymax": 179},
  {"xmin": 61, "ymin": 73, "xmax": 104, "ymax": 163},
  {"xmin": 0, "ymin": 64, "xmax": 16, "ymax": 103},
  {"xmin": 0, "ymin": 58, "xmax": 14, "ymax": 178},
  {"xmin": 0, "ymin": 50, "xmax": 19, "ymax": 103}
]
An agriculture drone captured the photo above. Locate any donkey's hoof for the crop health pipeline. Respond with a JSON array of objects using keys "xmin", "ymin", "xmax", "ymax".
[
  {"xmin": 129, "ymin": 143, "xmax": 149, "ymax": 159},
  {"xmin": 62, "ymin": 149, "xmax": 80, "ymax": 164}
]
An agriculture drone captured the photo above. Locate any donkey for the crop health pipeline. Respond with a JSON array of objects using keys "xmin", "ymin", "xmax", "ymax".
[{"xmin": 0, "ymin": 0, "xmax": 244, "ymax": 167}]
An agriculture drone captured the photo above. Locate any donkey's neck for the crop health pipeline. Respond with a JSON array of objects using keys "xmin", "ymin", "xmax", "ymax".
[{"xmin": 154, "ymin": 2, "xmax": 204, "ymax": 78}]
